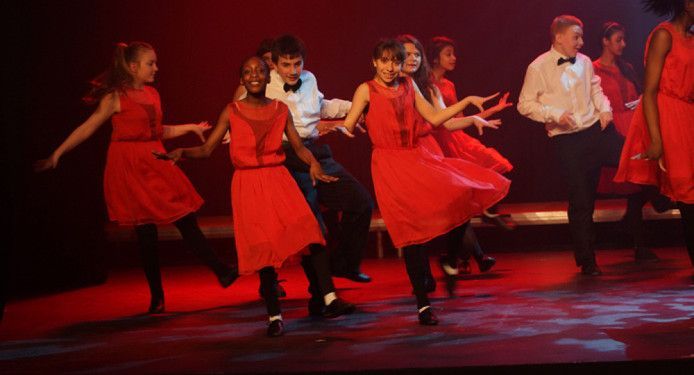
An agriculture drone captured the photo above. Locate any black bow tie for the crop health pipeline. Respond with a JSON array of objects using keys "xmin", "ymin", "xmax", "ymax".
[
  {"xmin": 283, "ymin": 79, "xmax": 302, "ymax": 92},
  {"xmin": 557, "ymin": 56, "xmax": 576, "ymax": 65}
]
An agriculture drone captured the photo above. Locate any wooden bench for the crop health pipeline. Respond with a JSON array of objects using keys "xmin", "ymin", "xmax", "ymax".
[{"xmin": 105, "ymin": 200, "xmax": 681, "ymax": 258}]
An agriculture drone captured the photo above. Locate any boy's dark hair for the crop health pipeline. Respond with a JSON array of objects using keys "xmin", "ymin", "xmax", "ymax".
[
  {"xmin": 256, "ymin": 38, "xmax": 275, "ymax": 57},
  {"xmin": 271, "ymin": 34, "xmax": 306, "ymax": 63},
  {"xmin": 550, "ymin": 15, "xmax": 584, "ymax": 43}
]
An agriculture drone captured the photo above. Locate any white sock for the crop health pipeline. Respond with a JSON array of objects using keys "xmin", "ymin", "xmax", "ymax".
[
  {"xmin": 324, "ymin": 292, "xmax": 337, "ymax": 306},
  {"xmin": 269, "ymin": 314, "xmax": 282, "ymax": 322},
  {"xmin": 418, "ymin": 305, "xmax": 431, "ymax": 313},
  {"xmin": 442, "ymin": 262, "xmax": 459, "ymax": 275}
]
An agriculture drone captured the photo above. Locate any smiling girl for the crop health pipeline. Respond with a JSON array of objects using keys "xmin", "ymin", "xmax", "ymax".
[
  {"xmin": 340, "ymin": 39, "xmax": 509, "ymax": 325},
  {"xmin": 35, "ymin": 42, "xmax": 237, "ymax": 314},
  {"xmin": 155, "ymin": 56, "xmax": 355, "ymax": 336}
]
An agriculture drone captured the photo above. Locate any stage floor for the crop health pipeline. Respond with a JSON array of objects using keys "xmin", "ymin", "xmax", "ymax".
[{"xmin": 2, "ymin": 247, "xmax": 693, "ymax": 373}]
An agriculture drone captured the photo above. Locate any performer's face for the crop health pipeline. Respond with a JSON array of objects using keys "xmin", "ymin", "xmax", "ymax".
[
  {"xmin": 275, "ymin": 55, "xmax": 303, "ymax": 85},
  {"xmin": 373, "ymin": 51, "xmax": 402, "ymax": 85},
  {"xmin": 240, "ymin": 57, "xmax": 269, "ymax": 94},
  {"xmin": 130, "ymin": 49, "xmax": 158, "ymax": 84},
  {"xmin": 402, "ymin": 43, "xmax": 422, "ymax": 75},
  {"xmin": 555, "ymin": 25, "xmax": 584, "ymax": 57},
  {"xmin": 437, "ymin": 46, "xmax": 456, "ymax": 72},
  {"xmin": 603, "ymin": 31, "xmax": 626, "ymax": 57}
]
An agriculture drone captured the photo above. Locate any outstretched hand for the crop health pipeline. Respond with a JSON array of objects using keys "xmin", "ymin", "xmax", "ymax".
[
  {"xmin": 469, "ymin": 92, "xmax": 500, "ymax": 112},
  {"xmin": 152, "ymin": 149, "xmax": 184, "ymax": 164},
  {"xmin": 34, "ymin": 155, "xmax": 59, "ymax": 172},
  {"xmin": 190, "ymin": 121, "xmax": 211, "ymax": 143},
  {"xmin": 489, "ymin": 92, "xmax": 513, "ymax": 113},
  {"xmin": 471, "ymin": 116, "xmax": 502, "ymax": 136},
  {"xmin": 309, "ymin": 162, "xmax": 339, "ymax": 186}
]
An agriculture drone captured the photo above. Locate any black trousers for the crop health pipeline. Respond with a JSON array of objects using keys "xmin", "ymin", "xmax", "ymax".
[
  {"xmin": 551, "ymin": 122, "xmax": 624, "ymax": 267},
  {"xmin": 134, "ymin": 212, "xmax": 230, "ymax": 299},
  {"xmin": 283, "ymin": 141, "xmax": 373, "ymax": 274},
  {"xmin": 677, "ymin": 202, "xmax": 694, "ymax": 266}
]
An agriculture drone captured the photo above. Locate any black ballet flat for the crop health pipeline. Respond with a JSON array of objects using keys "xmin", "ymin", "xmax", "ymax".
[
  {"xmin": 478, "ymin": 255, "xmax": 497, "ymax": 273},
  {"xmin": 147, "ymin": 296, "xmax": 165, "ymax": 314},
  {"xmin": 418, "ymin": 307, "xmax": 439, "ymax": 326},
  {"xmin": 266, "ymin": 320, "xmax": 284, "ymax": 337}
]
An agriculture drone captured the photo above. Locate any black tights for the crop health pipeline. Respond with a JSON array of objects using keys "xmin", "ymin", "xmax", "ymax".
[
  {"xmin": 258, "ymin": 267, "xmax": 281, "ymax": 316},
  {"xmin": 134, "ymin": 213, "xmax": 230, "ymax": 300},
  {"xmin": 300, "ymin": 244, "xmax": 336, "ymax": 303},
  {"xmin": 677, "ymin": 202, "xmax": 694, "ymax": 266},
  {"xmin": 403, "ymin": 244, "xmax": 431, "ymax": 310}
]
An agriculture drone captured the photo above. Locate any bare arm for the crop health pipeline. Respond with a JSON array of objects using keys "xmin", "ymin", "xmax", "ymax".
[
  {"xmin": 642, "ymin": 28, "xmax": 671, "ymax": 160},
  {"xmin": 162, "ymin": 122, "xmax": 211, "ymax": 142},
  {"xmin": 342, "ymin": 83, "xmax": 371, "ymax": 134},
  {"xmin": 414, "ymin": 80, "xmax": 495, "ymax": 126},
  {"xmin": 431, "ymin": 88, "xmax": 502, "ymax": 134},
  {"xmin": 34, "ymin": 93, "xmax": 117, "ymax": 171},
  {"xmin": 285, "ymin": 113, "xmax": 338, "ymax": 185},
  {"xmin": 154, "ymin": 106, "xmax": 230, "ymax": 162}
]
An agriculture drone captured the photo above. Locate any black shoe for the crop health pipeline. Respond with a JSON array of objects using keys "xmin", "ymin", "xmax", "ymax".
[
  {"xmin": 333, "ymin": 271, "xmax": 372, "ymax": 283},
  {"xmin": 651, "ymin": 194, "xmax": 676, "ymax": 213},
  {"xmin": 148, "ymin": 296, "xmax": 165, "ymax": 314},
  {"xmin": 308, "ymin": 298, "xmax": 325, "ymax": 317},
  {"xmin": 478, "ymin": 255, "xmax": 497, "ymax": 273},
  {"xmin": 323, "ymin": 298, "xmax": 356, "ymax": 319},
  {"xmin": 635, "ymin": 247, "xmax": 660, "ymax": 263},
  {"xmin": 266, "ymin": 320, "xmax": 284, "ymax": 337},
  {"xmin": 581, "ymin": 264, "xmax": 603, "ymax": 276},
  {"xmin": 218, "ymin": 267, "xmax": 239, "ymax": 288},
  {"xmin": 482, "ymin": 211, "xmax": 516, "ymax": 231},
  {"xmin": 418, "ymin": 307, "xmax": 439, "ymax": 326}
]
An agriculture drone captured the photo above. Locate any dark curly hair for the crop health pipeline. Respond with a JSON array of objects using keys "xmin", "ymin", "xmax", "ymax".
[{"xmin": 642, "ymin": 0, "xmax": 686, "ymax": 18}]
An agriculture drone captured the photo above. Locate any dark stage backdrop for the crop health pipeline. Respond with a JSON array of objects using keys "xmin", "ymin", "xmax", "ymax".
[{"xmin": 7, "ymin": 1, "xmax": 662, "ymax": 294}]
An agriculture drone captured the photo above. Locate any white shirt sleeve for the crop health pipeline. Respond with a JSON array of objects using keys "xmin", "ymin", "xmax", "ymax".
[
  {"xmin": 319, "ymin": 90, "xmax": 351, "ymax": 119},
  {"xmin": 517, "ymin": 64, "xmax": 564, "ymax": 124}
]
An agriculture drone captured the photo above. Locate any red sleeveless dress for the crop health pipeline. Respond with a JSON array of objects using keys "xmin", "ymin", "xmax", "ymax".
[
  {"xmin": 365, "ymin": 78, "xmax": 510, "ymax": 248},
  {"xmin": 103, "ymin": 86, "xmax": 203, "ymax": 225},
  {"xmin": 416, "ymin": 115, "xmax": 445, "ymax": 157},
  {"xmin": 228, "ymin": 100, "xmax": 325, "ymax": 274},
  {"xmin": 615, "ymin": 22, "xmax": 694, "ymax": 203},
  {"xmin": 432, "ymin": 78, "xmax": 513, "ymax": 174},
  {"xmin": 593, "ymin": 61, "xmax": 640, "ymax": 195}
]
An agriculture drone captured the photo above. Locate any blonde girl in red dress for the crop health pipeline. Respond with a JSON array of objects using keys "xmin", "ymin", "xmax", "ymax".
[
  {"xmin": 340, "ymin": 39, "xmax": 509, "ymax": 325},
  {"xmin": 35, "ymin": 42, "xmax": 237, "ymax": 315},
  {"xmin": 615, "ymin": 0, "xmax": 694, "ymax": 266},
  {"xmin": 155, "ymin": 56, "xmax": 355, "ymax": 337}
]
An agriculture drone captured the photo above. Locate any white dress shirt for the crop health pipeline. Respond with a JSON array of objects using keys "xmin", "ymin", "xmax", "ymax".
[
  {"xmin": 517, "ymin": 47, "xmax": 612, "ymax": 137},
  {"xmin": 265, "ymin": 69, "xmax": 351, "ymax": 140}
]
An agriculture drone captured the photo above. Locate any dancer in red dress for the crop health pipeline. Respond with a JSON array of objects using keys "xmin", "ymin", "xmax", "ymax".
[
  {"xmin": 396, "ymin": 34, "xmax": 502, "ymax": 292},
  {"xmin": 35, "ymin": 42, "xmax": 237, "ymax": 314},
  {"xmin": 340, "ymin": 39, "xmax": 509, "ymax": 325},
  {"xmin": 427, "ymin": 36, "xmax": 517, "ymax": 234},
  {"xmin": 615, "ymin": 0, "xmax": 694, "ymax": 266},
  {"xmin": 156, "ymin": 56, "xmax": 355, "ymax": 336},
  {"xmin": 593, "ymin": 21, "xmax": 660, "ymax": 262}
]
